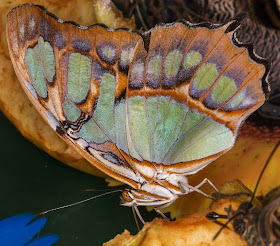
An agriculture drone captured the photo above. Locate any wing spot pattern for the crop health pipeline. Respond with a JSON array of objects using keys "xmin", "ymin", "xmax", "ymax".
[
  {"xmin": 129, "ymin": 62, "xmax": 145, "ymax": 89},
  {"xmin": 25, "ymin": 36, "xmax": 55, "ymax": 98},
  {"xmin": 72, "ymin": 39, "xmax": 91, "ymax": 52},
  {"xmin": 211, "ymin": 76, "xmax": 237, "ymax": 104},
  {"xmin": 93, "ymin": 72, "xmax": 116, "ymax": 141},
  {"xmin": 120, "ymin": 47, "xmax": 134, "ymax": 69},
  {"xmin": 67, "ymin": 52, "xmax": 91, "ymax": 104},
  {"xmin": 96, "ymin": 43, "xmax": 117, "ymax": 65},
  {"xmin": 191, "ymin": 62, "xmax": 219, "ymax": 97},
  {"xmin": 19, "ymin": 22, "xmax": 25, "ymax": 43},
  {"xmin": 54, "ymin": 32, "xmax": 66, "ymax": 49},
  {"xmin": 164, "ymin": 49, "xmax": 183, "ymax": 78},
  {"xmin": 177, "ymin": 51, "xmax": 203, "ymax": 86},
  {"xmin": 63, "ymin": 96, "xmax": 82, "ymax": 122},
  {"xmin": 27, "ymin": 17, "xmax": 36, "ymax": 39},
  {"xmin": 146, "ymin": 55, "xmax": 163, "ymax": 88},
  {"xmin": 183, "ymin": 51, "xmax": 203, "ymax": 70}
]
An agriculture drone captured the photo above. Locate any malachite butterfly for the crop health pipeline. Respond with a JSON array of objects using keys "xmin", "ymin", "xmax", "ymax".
[
  {"xmin": 6, "ymin": 4, "xmax": 270, "ymax": 211},
  {"xmin": 207, "ymin": 141, "xmax": 280, "ymax": 245}
]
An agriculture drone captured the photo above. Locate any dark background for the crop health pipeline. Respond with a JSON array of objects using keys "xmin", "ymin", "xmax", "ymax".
[{"xmin": 0, "ymin": 111, "xmax": 156, "ymax": 245}]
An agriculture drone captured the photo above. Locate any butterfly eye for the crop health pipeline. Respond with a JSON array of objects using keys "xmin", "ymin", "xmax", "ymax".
[
  {"xmin": 122, "ymin": 190, "xmax": 133, "ymax": 202},
  {"xmin": 233, "ymin": 218, "xmax": 246, "ymax": 236}
]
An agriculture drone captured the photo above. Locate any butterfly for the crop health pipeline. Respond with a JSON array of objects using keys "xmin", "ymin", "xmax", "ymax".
[
  {"xmin": 6, "ymin": 4, "xmax": 270, "ymax": 215},
  {"xmin": 207, "ymin": 141, "xmax": 280, "ymax": 245}
]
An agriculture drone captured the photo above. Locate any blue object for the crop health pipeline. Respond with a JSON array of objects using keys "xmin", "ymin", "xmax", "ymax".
[{"xmin": 0, "ymin": 213, "xmax": 60, "ymax": 246}]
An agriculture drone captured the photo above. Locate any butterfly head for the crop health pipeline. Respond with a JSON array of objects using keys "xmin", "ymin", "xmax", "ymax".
[
  {"xmin": 120, "ymin": 189, "xmax": 155, "ymax": 207},
  {"xmin": 120, "ymin": 186, "xmax": 178, "ymax": 207},
  {"xmin": 121, "ymin": 190, "xmax": 134, "ymax": 204}
]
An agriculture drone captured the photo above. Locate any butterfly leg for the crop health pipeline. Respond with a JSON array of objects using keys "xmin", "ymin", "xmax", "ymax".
[
  {"xmin": 194, "ymin": 178, "xmax": 219, "ymax": 192},
  {"xmin": 179, "ymin": 181, "xmax": 215, "ymax": 199},
  {"xmin": 132, "ymin": 206, "xmax": 141, "ymax": 230},
  {"xmin": 133, "ymin": 205, "xmax": 145, "ymax": 225},
  {"xmin": 154, "ymin": 208, "xmax": 169, "ymax": 220},
  {"xmin": 178, "ymin": 178, "xmax": 218, "ymax": 199},
  {"xmin": 153, "ymin": 200, "xmax": 175, "ymax": 221}
]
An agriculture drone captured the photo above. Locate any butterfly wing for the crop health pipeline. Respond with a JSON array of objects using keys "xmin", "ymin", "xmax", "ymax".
[
  {"xmin": 7, "ymin": 4, "xmax": 269, "ymax": 186},
  {"xmin": 6, "ymin": 4, "xmax": 144, "ymax": 188},
  {"xmin": 124, "ymin": 16, "xmax": 270, "ymax": 175}
]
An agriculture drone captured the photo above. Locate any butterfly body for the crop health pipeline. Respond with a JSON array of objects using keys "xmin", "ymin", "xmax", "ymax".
[{"xmin": 6, "ymin": 4, "xmax": 269, "ymax": 207}]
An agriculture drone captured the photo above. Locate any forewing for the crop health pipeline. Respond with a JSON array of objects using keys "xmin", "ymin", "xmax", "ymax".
[{"xmin": 6, "ymin": 4, "xmax": 143, "ymax": 187}]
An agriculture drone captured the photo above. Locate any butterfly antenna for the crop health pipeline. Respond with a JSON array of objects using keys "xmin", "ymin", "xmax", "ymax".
[
  {"xmin": 33, "ymin": 189, "xmax": 123, "ymax": 216},
  {"xmin": 84, "ymin": 187, "xmax": 124, "ymax": 192},
  {"xmin": 248, "ymin": 141, "xmax": 280, "ymax": 209}
]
